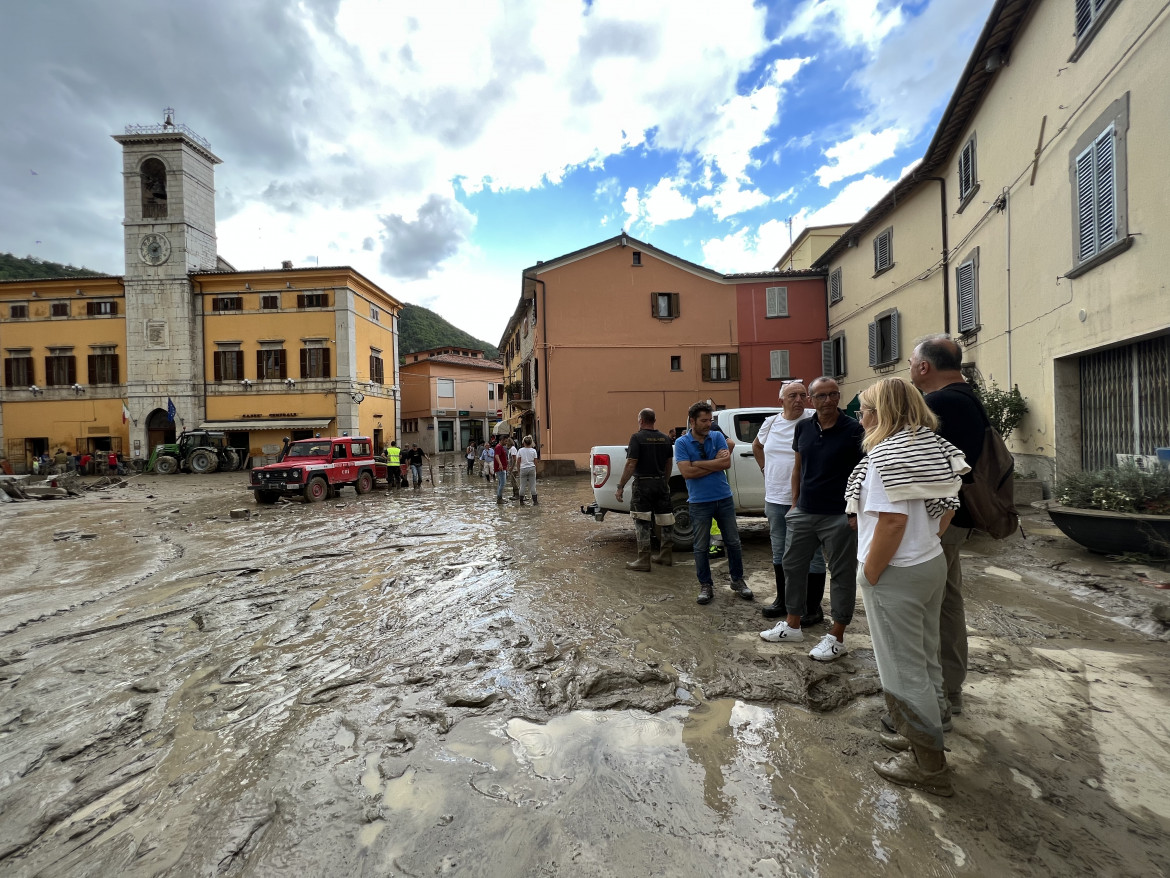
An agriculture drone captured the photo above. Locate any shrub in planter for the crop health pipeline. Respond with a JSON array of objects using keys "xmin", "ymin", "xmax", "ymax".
[{"xmin": 1055, "ymin": 465, "xmax": 1170, "ymax": 515}]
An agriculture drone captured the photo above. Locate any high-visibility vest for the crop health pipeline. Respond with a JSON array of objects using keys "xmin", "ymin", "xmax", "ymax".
[{"xmin": 387, "ymin": 446, "xmax": 401, "ymax": 466}]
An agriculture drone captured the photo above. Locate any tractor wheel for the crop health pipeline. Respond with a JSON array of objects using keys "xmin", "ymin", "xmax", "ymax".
[
  {"xmin": 254, "ymin": 490, "xmax": 280, "ymax": 504},
  {"xmin": 671, "ymin": 491, "xmax": 695, "ymax": 550},
  {"xmin": 154, "ymin": 455, "xmax": 179, "ymax": 475},
  {"xmin": 356, "ymin": 470, "xmax": 374, "ymax": 494},
  {"xmin": 304, "ymin": 477, "xmax": 328, "ymax": 503},
  {"xmin": 222, "ymin": 448, "xmax": 240, "ymax": 471},
  {"xmin": 188, "ymin": 449, "xmax": 219, "ymax": 474}
]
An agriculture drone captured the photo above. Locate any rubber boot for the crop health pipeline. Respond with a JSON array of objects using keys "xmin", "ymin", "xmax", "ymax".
[
  {"xmin": 652, "ymin": 526, "xmax": 673, "ymax": 566},
  {"xmin": 762, "ymin": 564, "xmax": 786, "ymax": 618},
  {"xmin": 626, "ymin": 551, "xmax": 652, "ymax": 571},
  {"xmin": 532, "ymin": 494, "xmax": 538, "ymax": 505},
  {"xmin": 802, "ymin": 570, "xmax": 826, "ymax": 626},
  {"xmin": 628, "ymin": 519, "xmax": 653, "ymax": 571}
]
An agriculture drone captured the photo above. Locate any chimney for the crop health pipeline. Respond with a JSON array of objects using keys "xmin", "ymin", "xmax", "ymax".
[{"xmin": 281, "ymin": 260, "xmax": 293, "ymax": 270}]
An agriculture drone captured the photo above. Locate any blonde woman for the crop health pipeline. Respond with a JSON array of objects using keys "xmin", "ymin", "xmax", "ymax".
[{"xmin": 846, "ymin": 378, "xmax": 969, "ymax": 797}]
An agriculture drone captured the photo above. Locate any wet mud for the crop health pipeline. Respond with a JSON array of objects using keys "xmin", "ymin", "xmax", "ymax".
[{"xmin": 1, "ymin": 471, "xmax": 1168, "ymax": 876}]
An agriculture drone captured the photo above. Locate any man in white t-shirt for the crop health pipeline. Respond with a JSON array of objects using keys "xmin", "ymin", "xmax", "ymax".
[
  {"xmin": 515, "ymin": 436, "xmax": 539, "ymax": 504},
  {"xmin": 751, "ymin": 381, "xmax": 825, "ymax": 622}
]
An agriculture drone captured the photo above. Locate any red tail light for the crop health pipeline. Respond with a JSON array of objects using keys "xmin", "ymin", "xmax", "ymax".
[{"xmin": 591, "ymin": 453, "xmax": 610, "ymax": 488}]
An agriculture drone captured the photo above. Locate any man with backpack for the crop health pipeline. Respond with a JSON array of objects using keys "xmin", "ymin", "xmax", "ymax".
[{"xmin": 908, "ymin": 335, "xmax": 1012, "ymax": 718}]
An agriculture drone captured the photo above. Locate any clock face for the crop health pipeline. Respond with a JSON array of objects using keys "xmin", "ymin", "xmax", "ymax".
[{"xmin": 140, "ymin": 233, "xmax": 171, "ymax": 266}]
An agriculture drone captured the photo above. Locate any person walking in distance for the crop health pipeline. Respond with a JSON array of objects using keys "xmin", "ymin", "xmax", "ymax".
[
  {"xmin": 408, "ymin": 444, "xmax": 428, "ymax": 488},
  {"xmin": 385, "ymin": 441, "xmax": 402, "ymax": 489},
  {"xmin": 674, "ymin": 401, "xmax": 753, "ymax": 605},
  {"xmin": 760, "ymin": 377, "xmax": 865, "ymax": 661},
  {"xmin": 480, "ymin": 441, "xmax": 495, "ymax": 481},
  {"xmin": 466, "ymin": 442, "xmax": 477, "ymax": 476},
  {"xmin": 614, "ymin": 408, "xmax": 675, "ymax": 571},
  {"xmin": 493, "ymin": 437, "xmax": 511, "ymax": 504},
  {"xmin": 752, "ymin": 381, "xmax": 826, "ymax": 623},
  {"xmin": 908, "ymin": 335, "xmax": 987, "ymax": 718},
  {"xmin": 515, "ymin": 436, "xmax": 539, "ymax": 504},
  {"xmin": 848, "ymin": 378, "xmax": 969, "ymax": 796}
]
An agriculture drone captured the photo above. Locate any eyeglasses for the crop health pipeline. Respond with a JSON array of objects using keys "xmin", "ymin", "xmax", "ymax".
[
  {"xmin": 860, "ymin": 407, "xmax": 875, "ymax": 414},
  {"xmin": 811, "ymin": 391, "xmax": 841, "ymax": 401}
]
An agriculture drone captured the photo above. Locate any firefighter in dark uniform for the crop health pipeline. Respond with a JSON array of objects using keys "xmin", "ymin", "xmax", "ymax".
[{"xmin": 614, "ymin": 408, "xmax": 676, "ymax": 570}]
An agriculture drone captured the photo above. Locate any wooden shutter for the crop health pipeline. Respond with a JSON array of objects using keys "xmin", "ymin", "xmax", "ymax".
[
  {"xmin": 821, "ymin": 341, "xmax": 834, "ymax": 376},
  {"xmin": 1094, "ymin": 127, "xmax": 1117, "ymax": 253},
  {"xmin": 3, "ymin": 358, "xmax": 11, "ymax": 388},
  {"xmin": 889, "ymin": 310, "xmax": 900, "ymax": 363},
  {"xmin": 214, "ymin": 352, "xmax": 222, "ymax": 381},
  {"xmin": 1075, "ymin": 0, "xmax": 1092, "ymax": 35},
  {"xmin": 1075, "ymin": 143, "xmax": 1096, "ymax": 260},
  {"xmin": 728, "ymin": 353, "xmax": 740, "ymax": 381},
  {"xmin": 322, "ymin": 348, "xmax": 331, "ymax": 378},
  {"xmin": 300, "ymin": 348, "xmax": 308, "ymax": 379},
  {"xmin": 278, "ymin": 350, "xmax": 287, "ymax": 379},
  {"xmin": 256, "ymin": 350, "xmax": 265, "ymax": 379},
  {"xmin": 88, "ymin": 355, "xmax": 97, "ymax": 384},
  {"xmin": 956, "ymin": 260, "xmax": 977, "ymax": 332},
  {"xmin": 766, "ymin": 286, "xmax": 788, "ymax": 317},
  {"xmin": 959, "ymin": 140, "xmax": 974, "ymax": 198},
  {"xmin": 829, "ymin": 269, "xmax": 842, "ymax": 303},
  {"xmin": 874, "ymin": 230, "xmax": 891, "ymax": 271},
  {"xmin": 650, "ymin": 292, "xmax": 657, "ymax": 317},
  {"xmin": 67, "ymin": 357, "xmax": 76, "ymax": 385},
  {"xmin": 701, "ymin": 353, "xmax": 712, "ymax": 382},
  {"xmin": 670, "ymin": 293, "xmax": 680, "ymax": 318},
  {"xmin": 868, "ymin": 322, "xmax": 879, "ymax": 367},
  {"xmin": 297, "ymin": 294, "xmax": 306, "ymax": 308}
]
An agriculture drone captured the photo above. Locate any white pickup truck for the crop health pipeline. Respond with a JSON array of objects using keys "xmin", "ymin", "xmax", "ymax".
[{"xmin": 581, "ymin": 407, "xmax": 780, "ymax": 548}]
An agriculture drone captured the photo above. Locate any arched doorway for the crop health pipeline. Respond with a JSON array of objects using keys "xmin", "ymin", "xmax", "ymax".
[{"xmin": 146, "ymin": 408, "xmax": 176, "ymax": 454}]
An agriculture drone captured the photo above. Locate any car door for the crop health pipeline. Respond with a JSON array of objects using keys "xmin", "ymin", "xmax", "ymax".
[
  {"xmin": 725, "ymin": 410, "xmax": 775, "ymax": 514},
  {"xmin": 332, "ymin": 442, "xmax": 352, "ymax": 483}
]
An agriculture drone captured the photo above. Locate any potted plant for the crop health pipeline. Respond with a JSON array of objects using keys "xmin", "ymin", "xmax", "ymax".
[
  {"xmin": 1040, "ymin": 465, "xmax": 1170, "ymax": 558},
  {"xmin": 972, "ymin": 380, "xmax": 1040, "ymax": 503}
]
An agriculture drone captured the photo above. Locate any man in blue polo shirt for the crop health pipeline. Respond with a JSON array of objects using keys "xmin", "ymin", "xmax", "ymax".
[
  {"xmin": 675, "ymin": 400, "xmax": 753, "ymax": 606},
  {"xmin": 760, "ymin": 376, "xmax": 865, "ymax": 662}
]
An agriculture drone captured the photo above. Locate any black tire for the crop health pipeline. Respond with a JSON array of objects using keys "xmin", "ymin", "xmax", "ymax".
[
  {"xmin": 304, "ymin": 477, "xmax": 328, "ymax": 503},
  {"xmin": 188, "ymin": 449, "xmax": 219, "ymax": 474},
  {"xmin": 222, "ymin": 448, "xmax": 240, "ymax": 471},
  {"xmin": 154, "ymin": 455, "xmax": 179, "ymax": 475},
  {"xmin": 671, "ymin": 491, "xmax": 695, "ymax": 550},
  {"xmin": 254, "ymin": 490, "xmax": 279, "ymax": 504},
  {"xmin": 355, "ymin": 470, "xmax": 374, "ymax": 494}
]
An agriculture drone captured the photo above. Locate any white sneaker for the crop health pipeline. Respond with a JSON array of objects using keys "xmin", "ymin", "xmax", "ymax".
[
  {"xmin": 809, "ymin": 633, "xmax": 847, "ymax": 662},
  {"xmin": 759, "ymin": 622, "xmax": 804, "ymax": 643}
]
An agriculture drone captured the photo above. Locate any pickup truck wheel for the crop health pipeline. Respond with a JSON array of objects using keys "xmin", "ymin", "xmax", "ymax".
[
  {"xmin": 254, "ymin": 490, "xmax": 279, "ymax": 504},
  {"xmin": 304, "ymin": 477, "xmax": 328, "ymax": 503},
  {"xmin": 355, "ymin": 471, "xmax": 374, "ymax": 494},
  {"xmin": 671, "ymin": 492, "xmax": 695, "ymax": 550}
]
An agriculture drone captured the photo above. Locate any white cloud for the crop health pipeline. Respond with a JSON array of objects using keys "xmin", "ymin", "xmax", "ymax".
[
  {"xmin": 815, "ymin": 128, "xmax": 905, "ymax": 187},
  {"xmin": 783, "ymin": 0, "xmax": 904, "ymax": 53},
  {"xmin": 791, "ymin": 173, "xmax": 895, "ymax": 234},
  {"xmin": 641, "ymin": 177, "xmax": 696, "ymax": 227},
  {"xmin": 701, "ymin": 219, "xmax": 794, "ymax": 273}
]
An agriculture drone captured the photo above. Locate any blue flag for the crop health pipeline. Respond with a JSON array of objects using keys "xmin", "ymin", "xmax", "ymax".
[{"xmin": 167, "ymin": 398, "xmax": 177, "ymax": 422}]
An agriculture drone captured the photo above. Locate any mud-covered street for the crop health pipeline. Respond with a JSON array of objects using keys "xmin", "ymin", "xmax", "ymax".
[{"xmin": 2, "ymin": 469, "xmax": 1168, "ymax": 877}]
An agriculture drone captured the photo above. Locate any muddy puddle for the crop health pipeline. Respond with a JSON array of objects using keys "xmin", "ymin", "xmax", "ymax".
[{"xmin": 1, "ymin": 471, "xmax": 1168, "ymax": 876}]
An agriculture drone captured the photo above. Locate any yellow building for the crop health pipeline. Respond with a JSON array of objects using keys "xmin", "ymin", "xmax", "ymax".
[
  {"xmin": 0, "ymin": 113, "xmax": 402, "ymax": 472},
  {"xmin": 773, "ymin": 224, "xmax": 851, "ymax": 272},
  {"xmin": 813, "ymin": 0, "xmax": 1169, "ymax": 485},
  {"xmin": 399, "ymin": 347, "xmax": 504, "ymax": 454}
]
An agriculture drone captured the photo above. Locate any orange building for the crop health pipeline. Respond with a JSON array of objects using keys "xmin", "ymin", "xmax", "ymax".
[{"xmin": 399, "ymin": 347, "xmax": 504, "ymax": 454}]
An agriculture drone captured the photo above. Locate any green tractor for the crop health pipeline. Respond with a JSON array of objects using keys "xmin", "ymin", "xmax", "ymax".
[{"xmin": 147, "ymin": 430, "xmax": 241, "ymax": 475}]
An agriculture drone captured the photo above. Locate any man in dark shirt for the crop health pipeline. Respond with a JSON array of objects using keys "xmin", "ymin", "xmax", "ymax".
[
  {"xmin": 615, "ymin": 408, "xmax": 675, "ymax": 570},
  {"xmin": 761, "ymin": 377, "xmax": 865, "ymax": 663},
  {"xmin": 909, "ymin": 335, "xmax": 987, "ymax": 716},
  {"xmin": 408, "ymin": 444, "xmax": 428, "ymax": 488}
]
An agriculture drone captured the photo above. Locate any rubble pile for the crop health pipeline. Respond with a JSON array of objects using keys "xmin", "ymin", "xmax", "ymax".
[{"xmin": 0, "ymin": 472, "xmax": 129, "ymax": 503}]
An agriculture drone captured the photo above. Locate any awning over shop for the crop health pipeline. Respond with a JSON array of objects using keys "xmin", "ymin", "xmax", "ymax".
[{"xmin": 197, "ymin": 419, "xmax": 333, "ymax": 432}]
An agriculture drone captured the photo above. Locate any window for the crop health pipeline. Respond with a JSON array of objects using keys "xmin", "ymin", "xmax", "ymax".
[
  {"xmin": 765, "ymin": 286, "xmax": 789, "ymax": 318},
  {"xmin": 214, "ymin": 349, "xmax": 244, "ymax": 381},
  {"xmin": 261, "ymin": 295, "xmax": 279, "ymax": 310},
  {"xmin": 670, "ymin": 355, "xmax": 682, "ymax": 371},
  {"xmin": 88, "ymin": 346, "xmax": 119, "ymax": 384},
  {"xmin": 632, "ymin": 251, "xmax": 642, "ymax": 266},
  {"xmin": 437, "ymin": 378, "xmax": 455, "ymax": 398},
  {"xmin": 487, "ymin": 383, "xmax": 494, "ymax": 400},
  {"xmin": 873, "ymin": 227, "xmax": 893, "ymax": 275},
  {"xmin": 769, "ymin": 350, "xmax": 791, "ymax": 379},
  {"xmin": 140, "ymin": 157, "xmax": 168, "ymax": 219},
  {"xmin": 212, "ymin": 297, "xmax": 243, "ymax": 312},
  {"xmin": 370, "ymin": 305, "xmax": 380, "ymax": 323},
  {"xmin": 1068, "ymin": 93, "xmax": 1129, "ymax": 277},
  {"xmin": 956, "ymin": 248, "xmax": 980, "ymax": 335},
  {"xmin": 369, "ymin": 351, "xmax": 385, "ymax": 384},
  {"xmin": 497, "ymin": 383, "xmax": 504, "ymax": 400},
  {"xmin": 297, "ymin": 293, "xmax": 329, "ymax": 308},
  {"xmin": 533, "ymin": 359, "xmax": 538, "ymax": 392},
  {"xmin": 9, "ymin": 304, "xmax": 27, "ymax": 319},
  {"xmin": 829, "ymin": 268, "xmax": 843, "ymax": 304},
  {"xmin": 651, "ymin": 292, "xmax": 680, "ymax": 319},
  {"xmin": 86, "ymin": 300, "xmax": 118, "ymax": 317},
  {"xmin": 1072, "ymin": 0, "xmax": 1121, "ymax": 57},
  {"xmin": 4, "ymin": 352, "xmax": 33, "ymax": 387},
  {"xmin": 822, "ymin": 333, "xmax": 846, "ymax": 379},
  {"xmin": 45, "ymin": 349, "xmax": 76, "ymax": 386},
  {"xmin": 957, "ymin": 135, "xmax": 978, "ymax": 209},
  {"xmin": 256, "ymin": 348, "xmax": 287, "ymax": 380},
  {"xmin": 51, "ymin": 302, "xmax": 69, "ymax": 317},
  {"xmin": 300, "ymin": 347, "xmax": 331, "ymax": 379},
  {"xmin": 868, "ymin": 309, "xmax": 901, "ymax": 368},
  {"xmin": 701, "ymin": 353, "xmax": 739, "ymax": 382}
]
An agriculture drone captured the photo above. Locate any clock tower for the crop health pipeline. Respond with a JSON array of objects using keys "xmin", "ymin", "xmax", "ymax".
[{"xmin": 113, "ymin": 110, "xmax": 222, "ymax": 437}]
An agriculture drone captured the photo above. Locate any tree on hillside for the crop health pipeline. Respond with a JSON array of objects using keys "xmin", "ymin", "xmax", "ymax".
[
  {"xmin": 398, "ymin": 303, "xmax": 500, "ymax": 361},
  {"xmin": 0, "ymin": 252, "xmax": 107, "ymax": 281}
]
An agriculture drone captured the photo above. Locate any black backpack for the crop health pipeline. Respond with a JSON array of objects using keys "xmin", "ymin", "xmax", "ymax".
[{"xmin": 960, "ymin": 422, "xmax": 1019, "ymax": 539}]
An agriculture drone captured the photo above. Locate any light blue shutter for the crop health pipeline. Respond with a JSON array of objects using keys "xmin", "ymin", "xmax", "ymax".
[
  {"xmin": 1075, "ymin": 144, "xmax": 1096, "ymax": 260},
  {"xmin": 822, "ymin": 341, "xmax": 835, "ymax": 376},
  {"xmin": 829, "ymin": 269, "xmax": 842, "ymax": 303},
  {"xmin": 1094, "ymin": 127, "xmax": 1116, "ymax": 253},
  {"xmin": 959, "ymin": 140, "xmax": 974, "ymax": 198},
  {"xmin": 868, "ymin": 321, "xmax": 878, "ymax": 367},
  {"xmin": 890, "ymin": 310, "xmax": 900, "ymax": 363},
  {"xmin": 956, "ymin": 260, "xmax": 977, "ymax": 332}
]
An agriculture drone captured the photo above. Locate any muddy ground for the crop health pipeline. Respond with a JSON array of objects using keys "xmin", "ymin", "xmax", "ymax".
[{"xmin": 1, "ymin": 468, "xmax": 1168, "ymax": 877}]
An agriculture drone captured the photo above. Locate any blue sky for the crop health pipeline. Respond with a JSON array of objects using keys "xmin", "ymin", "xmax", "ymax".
[{"xmin": 0, "ymin": 0, "xmax": 993, "ymax": 346}]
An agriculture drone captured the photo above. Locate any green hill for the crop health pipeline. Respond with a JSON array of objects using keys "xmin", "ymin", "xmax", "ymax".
[
  {"xmin": 0, "ymin": 252, "xmax": 107, "ymax": 280},
  {"xmin": 398, "ymin": 302, "xmax": 499, "ymax": 361}
]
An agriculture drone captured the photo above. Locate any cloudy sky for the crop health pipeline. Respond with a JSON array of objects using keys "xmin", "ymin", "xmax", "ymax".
[{"xmin": 1, "ymin": 0, "xmax": 993, "ymax": 346}]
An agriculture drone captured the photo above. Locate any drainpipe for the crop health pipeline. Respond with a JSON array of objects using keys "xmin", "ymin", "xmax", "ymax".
[
  {"xmin": 920, "ymin": 176, "xmax": 950, "ymax": 334},
  {"xmin": 524, "ymin": 274, "xmax": 548, "ymax": 456},
  {"xmin": 1003, "ymin": 187, "xmax": 1013, "ymax": 389}
]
